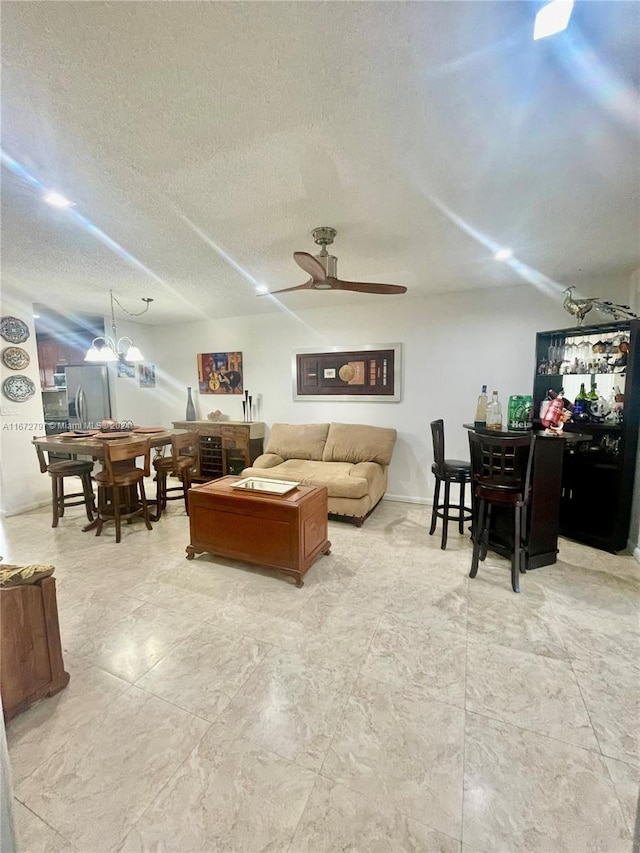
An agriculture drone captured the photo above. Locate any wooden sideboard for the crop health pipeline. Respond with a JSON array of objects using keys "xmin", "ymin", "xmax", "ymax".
[{"xmin": 172, "ymin": 420, "xmax": 265, "ymax": 481}]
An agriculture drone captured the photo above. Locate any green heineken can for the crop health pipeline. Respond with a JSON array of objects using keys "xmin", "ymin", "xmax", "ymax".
[{"xmin": 508, "ymin": 395, "xmax": 533, "ymax": 431}]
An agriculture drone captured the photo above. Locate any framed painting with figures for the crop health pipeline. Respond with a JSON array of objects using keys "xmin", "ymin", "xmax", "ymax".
[
  {"xmin": 293, "ymin": 343, "xmax": 401, "ymax": 401},
  {"xmin": 138, "ymin": 364, "xmax": 156, "ymax": 388},
  {"xmin": 197, "ymin": 352, "xmax": 243, "ymax": 394}
]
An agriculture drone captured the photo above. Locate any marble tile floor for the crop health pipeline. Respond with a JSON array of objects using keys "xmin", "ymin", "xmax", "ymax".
[{"xmin": 2, "ymin": 494, "xmax": 639, "ymax": 852}]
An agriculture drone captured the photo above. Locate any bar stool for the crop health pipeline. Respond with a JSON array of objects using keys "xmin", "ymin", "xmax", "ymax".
[
  {"xmin": 33, "ymin": 438, "xmax": 95, "ymax": 528},
  {"xmin": 94, "ymin": 438, "xmax": 153, "ymax": 543},
  {"xmin": 429, "ymin": 420, "xmax": 473, "ymax": 549},
  {"xmin": 468, "ymin": 431, "xmax": 536, "ymax": 593},
  {"xmin": 152, "ymin": 432, "xmax": 199, "ymax": 520}
]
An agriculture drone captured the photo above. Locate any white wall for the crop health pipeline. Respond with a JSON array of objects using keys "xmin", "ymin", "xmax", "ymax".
[
  {"xmin": 153, "ymin": 281, "xmax": 583, "ymax": 503},
  {"xmin": 0, "ymin": 288, "xmax": 50, "ymax": 516},
  {"xmin": 106, "ymin": 317, "xmax": 162, "ymax": 428}
]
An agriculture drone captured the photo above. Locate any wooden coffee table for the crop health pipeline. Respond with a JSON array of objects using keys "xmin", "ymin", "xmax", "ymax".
[{"xmin": 186, "ymin": 476, "xmax": 331, "ymax": 586}]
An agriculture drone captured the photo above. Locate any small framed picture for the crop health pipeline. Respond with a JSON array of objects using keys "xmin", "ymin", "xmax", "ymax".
[
  {"xmin": 138, "ymin": 364, "xmax": 156, "ymax": 388},
  {"xmin": 323, "ymin": 368, "xmax": 336, "ymax": 379},
  {"xmin": 117, "ymin": 361, "xmax": 135, "ymax": 378}
]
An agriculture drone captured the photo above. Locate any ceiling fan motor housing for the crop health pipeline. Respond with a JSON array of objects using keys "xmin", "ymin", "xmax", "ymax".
[
  {"xmin": 316, "ymin": 252, "xmax": 337, "ymax": 277},
  {"xmin": 311, "ymin": 226, "xmax": 337, "ymax": 246},
  {"xmin": 311, "ymin": 227, "xmax": 338, "ymax": 276}
]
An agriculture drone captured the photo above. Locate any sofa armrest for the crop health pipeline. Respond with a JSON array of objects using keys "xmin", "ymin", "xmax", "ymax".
[{"xmin": 249, "ymin": 453, "xmax": 285, "ymax": 469}]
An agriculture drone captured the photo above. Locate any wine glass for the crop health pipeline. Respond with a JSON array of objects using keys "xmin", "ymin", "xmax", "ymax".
[
  {"xmin": 564, "ymin": 341, "xmax": 578, "ymax": 371},
  {"xmin": 577, "ymin": 340, "xmax": 591, "ymax": 372}
]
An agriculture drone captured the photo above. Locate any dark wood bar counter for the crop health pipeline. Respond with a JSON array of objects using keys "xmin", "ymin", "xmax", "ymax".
[{"xmin": 462, "ymin": 424, "xmax": 591, "ymax": 569}]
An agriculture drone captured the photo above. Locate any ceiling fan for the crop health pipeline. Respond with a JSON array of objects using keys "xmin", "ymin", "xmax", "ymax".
[{"xmin": 263, "ymin": 227, "xmax": 407, "ymax": 296}]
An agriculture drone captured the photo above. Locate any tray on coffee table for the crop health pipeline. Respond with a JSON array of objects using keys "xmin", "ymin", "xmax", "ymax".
[{"xmin": 230, "ymin": 477, "xmax": 300, "ymax": 496}]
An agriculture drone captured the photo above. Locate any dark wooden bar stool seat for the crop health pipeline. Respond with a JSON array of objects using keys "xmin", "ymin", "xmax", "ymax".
[
  {"xmin": 429, "ymin": 419, "xmax": 473, "ymax": 549},
  {"xmin": 468, "ymin": 431, "xmax": 536, "ymax": 593},
  {"xmin": 94, "ymin": 438, "xmax": 153, "ymax": 543},
  {"xmin": 34, "ymin": 438, "xmax": 95, "ymax": 528},
  {"xmin": 152, "ymin": 432, "xmax": 199, "ymax": 520}
]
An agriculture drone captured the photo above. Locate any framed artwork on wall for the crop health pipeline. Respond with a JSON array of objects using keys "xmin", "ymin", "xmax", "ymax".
[
  {"xmin": 293, "ymin": 343, "xmax": 402, "ymax": 402},
  {"xmin": 197, "ymin": 352, "xmax": 243, "ymax": 394},
  {"xmin": 117, "ymin": 361, "xmax": 135, "ymax": 378},
  {"xmin": 138, "ymin": 364, "xmax": 156, "ymax": 388}
]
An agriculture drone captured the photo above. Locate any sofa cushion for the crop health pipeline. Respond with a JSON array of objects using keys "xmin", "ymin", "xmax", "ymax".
[
  {"xmin": 242, "ymin": 459, "xmax": 370, "ymax": 499},
  {"xmin": 265, "ymin": 423, "xmax": 329, "ymax": 461},
  {"xmin": 322, "ymin": 422, "xmax": 397, "ymax": 466}
]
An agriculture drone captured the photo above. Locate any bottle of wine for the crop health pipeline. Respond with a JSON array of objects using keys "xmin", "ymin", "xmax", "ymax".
[
  {"xmin": 573, "ymin": 382, "xmax": 589, "ymax": 421},
  {"xmin": 587, "ymin": 381, "xmax": 598, "ymax": 401},
  {"xmin": 475, "ymin": 384, "xmax": 488, "ymax": 428},
  {"xmin": 486, "ymin": 390, "xmax": 503, "ymax": 431}
]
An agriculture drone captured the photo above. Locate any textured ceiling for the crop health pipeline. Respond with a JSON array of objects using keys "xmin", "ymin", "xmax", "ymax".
[{"xmin": 1, "ymin": 1, "xmax": 639, "ymax": 325}]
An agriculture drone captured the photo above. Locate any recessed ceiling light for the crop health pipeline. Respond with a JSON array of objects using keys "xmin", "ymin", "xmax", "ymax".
[
  {"xmin": 256, "ymin": 284, "xmax": 269, "ymax": 294},
  {"xmin": 494, "ymin": 248, "xmax": 513, "ymax": 261},
  {"xmin": 533, "ymin": 0, "xmax": 574, "ymax": 40},
  {"xmin": 43, "ymin": 191, "xmax": 75, "ymax": 209}
]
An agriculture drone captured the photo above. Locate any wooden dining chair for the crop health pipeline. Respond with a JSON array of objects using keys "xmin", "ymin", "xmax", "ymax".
[
  {"xmin": 152, "ymin": 431, "xmax": 199, "ymax": 520},
  {"xmin": 94, "ymin": 438, "xmax": 153, "ymax": 543},
  {"xmin": 33, "ymin": 437, "xmax": 96, "ymax": 528}
]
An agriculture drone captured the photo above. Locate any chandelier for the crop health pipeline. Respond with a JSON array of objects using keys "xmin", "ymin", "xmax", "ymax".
[{"xmin": 85, "ymin": 289, "xmax": 153, "ymax": 363}]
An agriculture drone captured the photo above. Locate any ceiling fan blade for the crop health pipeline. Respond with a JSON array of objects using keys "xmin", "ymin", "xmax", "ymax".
[
  {"xmin": 293, "ymin": 251, "xmax": 327, "ymax": 281},
  {"xmin": 258, "ymin": 279, "xmax": 315, "ymax": 296},
  {"xmin": 333, "ymin": 278, "xmax": 408, "ymax": 295}
]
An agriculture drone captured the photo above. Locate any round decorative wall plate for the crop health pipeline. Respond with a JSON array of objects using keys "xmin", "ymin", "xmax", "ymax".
[
  {"xmin": 2, "ymin": 346, "xmax": 30, "ymax": 371},
  {"xmin": 2, "ymin": 374, "xmax": 36, "ymax": 402},
  {"xmin": 0, "ymin": 316, "xmax": 30, "ymax": 344}
]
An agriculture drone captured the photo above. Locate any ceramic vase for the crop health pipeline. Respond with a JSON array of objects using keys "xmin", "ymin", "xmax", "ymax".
[{"xmin": 186, "ymin": 387, "xmax": 196, "ymax": 421}]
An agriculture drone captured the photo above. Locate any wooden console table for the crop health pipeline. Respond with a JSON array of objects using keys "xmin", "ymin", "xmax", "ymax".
[
  {"xmin": 186, "ymin": 476, "xmax": 331, "ymax": 586},
  {"xmin": 172, "ymin": 420, "xmax": 265, "ymax": 480}
]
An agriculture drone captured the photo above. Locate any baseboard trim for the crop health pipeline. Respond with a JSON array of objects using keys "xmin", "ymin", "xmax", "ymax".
[
  {"xmin": 0, "ymin": 499, "xmax": 50, "ymax": 518},
  {"xmin": 383, "ymin": 494, "xmax": 430, "ymax": 506},
  {"xmin": 634, "ymin": 547, "xmax": 640, "ymax": 565}
]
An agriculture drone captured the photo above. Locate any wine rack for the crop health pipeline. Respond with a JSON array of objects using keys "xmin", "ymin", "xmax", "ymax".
[
  {"xmin": 172, "ymin": 421, "xmax": 265, "ymax": 482},
  {"xmin": 200, "ymin": 435, "xmax": 224, "ymax": 480},
  {"xmin": 533, "ymin": 319, "xmax": 639, "ymax": 552}
]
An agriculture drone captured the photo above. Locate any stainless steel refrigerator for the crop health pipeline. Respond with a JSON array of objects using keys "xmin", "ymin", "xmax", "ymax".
[{"xmin": 64, "ymin": 365, "xmax": 112, "ymax": 429}]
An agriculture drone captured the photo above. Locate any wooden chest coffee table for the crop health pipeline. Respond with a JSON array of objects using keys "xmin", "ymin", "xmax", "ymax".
[{"xmin": 186, "ymin": 476, "xmax": 331, "ymax": 586}]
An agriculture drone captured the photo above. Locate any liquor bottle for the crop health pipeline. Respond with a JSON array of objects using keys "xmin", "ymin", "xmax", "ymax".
[
  {"xmin": 587, "ymin": 381, "xmax": 598, "ymax": 401},
  {"xmin": 474, "ymin": 385, "xmax": 488, "ymax": 428},
  {"xmin": 486, "ymin": 390, "xmax": 502, "ymax": 431},
  {"xmin": 573, "ymin": 382, "xmax": 589, "ymax": 421}
]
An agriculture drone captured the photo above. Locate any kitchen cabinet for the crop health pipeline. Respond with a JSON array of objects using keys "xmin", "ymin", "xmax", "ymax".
[
  {"xmin": 533, "ymin": 319, "xmax": 639, "ymax": 552},
  {"xmin": 172, "ymin": 421, "xmax": 265, "ymax": 481},
  {"xmin": 36, "ymin": 337, "xmax": 89, "ymax": 389}
]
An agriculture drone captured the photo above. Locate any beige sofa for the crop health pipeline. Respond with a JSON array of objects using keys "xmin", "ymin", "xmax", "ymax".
[{"xmin": 241, "ymin": 422, "xmax": 397, "ymax": 526}]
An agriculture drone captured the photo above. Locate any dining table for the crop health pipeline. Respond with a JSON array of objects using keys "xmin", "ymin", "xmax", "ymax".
[
  {"xmin": 32, "ymin": 428, "xmax": 188, "ymax": 460},
  {"xmin": 32, "ymin": 428, "xmax": 189, "ymax": 529}
]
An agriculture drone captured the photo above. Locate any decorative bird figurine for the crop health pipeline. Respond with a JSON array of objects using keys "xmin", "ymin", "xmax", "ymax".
[{"xmin": 562, "ymin": 286, "xmax": 639, "ymax": 326}]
